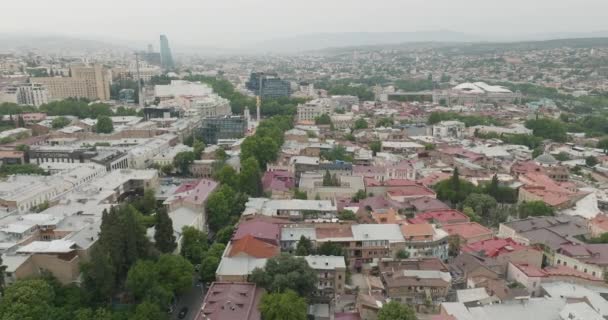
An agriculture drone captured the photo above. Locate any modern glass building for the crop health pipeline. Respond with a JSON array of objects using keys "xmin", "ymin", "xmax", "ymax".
[
  {"xmin": 197, "ymin": 116, "xmax": 247, "ymax": 144},
  {"xmin": 159, "ymin": 34, "xmax": 175, "ymax": 70},
  {"xmin": 246, "ymin": 72, "xmax": 291, "ymax": 98}
]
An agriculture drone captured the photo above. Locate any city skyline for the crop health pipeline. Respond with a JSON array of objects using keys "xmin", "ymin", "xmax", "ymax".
[{"xmin": 2, "ymin": 0, "xmax": 608, "ymax": 49}]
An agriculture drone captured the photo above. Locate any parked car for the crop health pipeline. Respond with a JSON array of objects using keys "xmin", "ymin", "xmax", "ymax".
[{"xmin": 178, "ymin": 307, "xmax": 188, "ymax": 319}]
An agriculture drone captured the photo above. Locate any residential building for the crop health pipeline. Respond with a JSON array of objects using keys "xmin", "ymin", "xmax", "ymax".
[
  {"xmin": 297, "ymin": 98, "xmax": 336, "ymax": 122},
  {"xmin": 442, "ymin": 222, "xmax": 493, "ymax": 245},
  {"xmin": 461, "ymin": 238, "xmax": 543, "ymax": 275},
  {"xmin": 431, "ymin": 121, "xmax": 465, "ymax": 139},
  {"xmin": 304, "ymin": 255, "xmax": 347, "ymax": 300},
  {"xmin": 195, "ymin": 282, "xmax": 263, "ymax": 320},
  {"xmin": 401, "ymin": 223, "xmax": 449, "ymax": 261},
  {"xmin": 553, "ymin": 243, "xmax": 608, "ymax": 279},
  {"xmin": 33, "ymin": 64, "xmax": 111, "ymax": 101},
  {"xmin": 0, "ymin": 83, "xmax": 48, "ymax": 106}
]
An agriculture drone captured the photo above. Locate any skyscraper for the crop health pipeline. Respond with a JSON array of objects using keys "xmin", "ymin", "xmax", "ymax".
[{"xmin": 159, "ymin": 34, "xmax": 175, "ymax": 70}]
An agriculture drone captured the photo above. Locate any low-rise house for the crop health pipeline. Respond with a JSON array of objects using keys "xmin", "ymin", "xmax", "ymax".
[
  {"xmin": 227, "ymin": 234, "xmax": 280, "ymax": 259},
  {"xmin": 507, "ymin": 262, "xmax": 606, "ymax": 297},
  {"xmin": 589, "ymin": 214, "xmax": 608, "ymax": 237},
  {"xmin": 280, "ymin": 226, "xmax": 316, "ymax": 253},
  {"xmin": 553, "ymin": 243, "xmax": 608, "ymax": 279},
  {"xmin": 243, "ymin": 198, "xmax": 337, "ymax": 220},
  {"xmin": 401, "ymin": 223, "xmax": 449, "ymax": 261},
  {"xmin": 195, "ymin": 282, "xmax": 264, "ymax": 320},
  {"xmin": 498, "ymin": 215, "xmax": 588, "ymax": 252},
  {"xmin": 304, "ymin": 255, "xmax": 347, "ymax": 300},
  {"xmin": 261, "ymin": 170, "xmax": 295, "ymax": 199},
  {"xmin": 408, "ymin": 209, "xmax": 470, "ymax": 226},
  {"xmin": 461, "ymin": 238, "xmax": 543, "ymax": 275},
  {"xmin": 442, "ymin": 223, "xmax": 494, "ymax": 245},
  {"xmin": 384, "ymin": 269, "xmax": 451, "ymax": 308}
]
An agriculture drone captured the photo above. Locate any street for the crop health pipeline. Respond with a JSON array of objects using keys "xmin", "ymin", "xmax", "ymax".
[{"xmin": 171, "ymin": 279, "xmax": 206, "ymax": 320}]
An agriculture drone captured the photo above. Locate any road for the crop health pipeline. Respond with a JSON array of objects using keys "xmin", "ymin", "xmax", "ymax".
[{"xmin": 171, "ymin": 279, "xmax": 206, "ymax": 320}]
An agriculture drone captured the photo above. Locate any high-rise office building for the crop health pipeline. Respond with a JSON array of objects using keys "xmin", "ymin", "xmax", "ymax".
[
  {"xmin": 159, "ymin": 35, "xmax": 175, "ymax": 70},
  {"xmin": 32, "ymin": 64, "xmax": 110, "ymax": 101},
  {"xmin": 246, "ymin": 72, "xmax": 291, "ymax": 98}
]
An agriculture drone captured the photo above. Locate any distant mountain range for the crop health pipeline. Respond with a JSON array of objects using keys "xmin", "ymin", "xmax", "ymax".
[{"xmin": 2, "ymin": 30, "xmax": 608, "ymax": 55}]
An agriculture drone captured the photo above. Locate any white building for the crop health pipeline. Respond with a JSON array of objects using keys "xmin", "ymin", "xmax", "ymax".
[
  {"xmin": 0, "ymin": 83, "xmax": 49, "ymax": 106},
  {"xmin": 154, "ymin": 80, "xmax": 213, "ymax": 100},
  {"xmin": 432, "ymin": 121, "xmax": 465, "ymax": 139},
  {"xmin": 297, "ymin": 98, "xmax": 336, "ymax": 122}
]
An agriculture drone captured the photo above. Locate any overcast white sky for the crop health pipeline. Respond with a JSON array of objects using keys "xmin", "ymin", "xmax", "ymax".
[{"xmin": 3, "ymin": 0, "xmax": 608, "ymax": 47}]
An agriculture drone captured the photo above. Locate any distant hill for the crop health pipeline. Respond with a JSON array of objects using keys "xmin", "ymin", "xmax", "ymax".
[
  {"xmin": 249, "ymin": 30, "xmax": 479, "ymax": 53},
  {"xmin": 248, "ymin": 30, "xmax": 608, "ymax": 53},
  {"xmin": 0, "ymin": 33, "xmax": 133, "ymax": 54}
]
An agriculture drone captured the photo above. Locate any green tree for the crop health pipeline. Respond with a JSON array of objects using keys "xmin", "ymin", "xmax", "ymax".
[
  {"xmin": 206, "ymin": 185, "xmax": 235, "ymax": 232},
  {"xmin": 294, "ymin": 189, "xmax": 308, "ymax": 200},
  {"xmin": 156, "ymin": 254, "xmax": 194, "ymax": 295},
  {"xmin": 317, "ymin": 241, "xmax": 344, "ymax": 256},
  {"xmin": 396, "ymin": 249, "xmax": 410, "ymax": 259},
  {"xmin": 180, "ymin": 226, "xmax": 208, "ymax": 264},
  {"xmin": 213, "ymin": 164, "xmax": 238, "ymax": 189},
  {"xmin": 295, "ymin": 235, "xmax": 314, "ymax": 256},
  {"xmin": 337, "ymin": 209, "xmax": 357, "ymax": 221},
  {"xmin": 435, "ymin": 168, "xmax": 477, "ymax": 204},
  {"xmin": 555, "ymin": 152, "xmax": 570, "ymax": 161},
  {"xmin": 250, "ymin": 254, "xmax": 317, "ymax": 297},
  {"xmin": 51, "ymin": 116, "xmax": 71, "ymax": 129},
  {"xmin": 352, "ymin": 189, "xmax": 367, "ymax": 203},
  {"xmin": 259, "ymin": 290, "xmax": 308, "ymax": 320},
  {"xmin": 598, "ymin": 138, "xmax": 608, "ymax": 153},
  {"xmin": 377, "ymin": 301, "xmax": 417, "ymax": 320},
  {"xmin": 375, "ymin": 117, "xmax": 394, "ymax": 128},
  {"xmin": 95, "ymin": 116, "xmax": 114, "ymax": 134},
  {"xmin": 0, "ymin": 279, "xmax": 55, "ymax": 320},
  {"xmin": 215, "ymin": 225, "xmax": 234, "ymax": 244},
  {"xmin": 524, "ymin": 118, "xmax": 567, "ymax": 142},
  {"xmin": 369, "ymin": 140, "xmax": 381, "ymax": 156},
  {"xmin": 519, "ymin": 201, "xmax": 554, "ymax": 218},
  {"xmin": 0, "ymin": 164, "xmax": 46, "ymax": 176},
  {"xmin": 200, "ymin": 256, "xmax": 220, "ymax": 283},
  {"xmin": 173, "ymin": 151, "xmax": 195, "ymax": 175},
  {"xmin": 80, "ymin": 244, "xmax": 115, "ymax": 304},
  {"xmin": 239, "ymin": 157, "xmax": 263, "ymax": 197},
  {"xmin": 463, "ymin": 193, "xmax": 497, "ymax": 219},
  {"xmin": 315, "ymin": 113, "xmax": 332, "ymax": 125},
  {"xmin": 323, "ymin": 170, "xmax": 333, "ymax": 186},
  {"xmin": 134, "ymin": 188, "xmax": 157, "ymax": 215},
  {"xmin": 132, "ymin": 301, "xmax": 165, "ymax": 320},
  {"xmin": 354, "ymin": 118, "xmax": 368, "ymax": 130},
  {"xmin": 462, "ymin": 206, "xmax": 481, "ymax": 223},
  {"xmin": 449, "ymin": 236, "xmax": 461, "ymax": 257},
  {"xmin": 160, "ymin": 164, "xmax": 174, "ymax": 176},
  {"xmin": 154, "ymin": 207, "xmax": 177, "ymax": 253},
  {"xmin": 192, "ymin": 139, "xmax": 205, "ymax": 160},
  {"xmin": 586, "ymin": 155, "xmax": 599, "ymax": 167}
]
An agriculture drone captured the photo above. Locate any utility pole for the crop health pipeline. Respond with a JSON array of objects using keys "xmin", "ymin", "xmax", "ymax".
[{"xmin": 135, "ymin": 52, "xmax": 144, "ymax": 108}]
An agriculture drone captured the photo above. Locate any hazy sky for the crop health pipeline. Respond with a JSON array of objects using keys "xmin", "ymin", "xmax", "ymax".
[{"xmin": 3, "ymin": 0, "xmax": 608, "ymax": 47}]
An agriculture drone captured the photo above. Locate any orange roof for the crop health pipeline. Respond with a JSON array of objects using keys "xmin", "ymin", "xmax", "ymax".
[
  {"xmin": 228, "ymin": 234, "xmax": 280, "ymax": 259},
  {"xmin": 442, "ymin": 222, "xmax": 493, "ymax": 240},
  {"xmin": 401, "ymin": 223, "xmax": 434, "ymax": 241},
  {"xmin": 371, "ymin": 208, "xmax": 400, "ymax": 224}
]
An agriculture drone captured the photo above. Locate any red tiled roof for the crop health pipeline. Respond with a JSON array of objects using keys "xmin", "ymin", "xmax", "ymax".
[
  {"xmin": 233, "ymin": 219, "xmax": 280, "ymax": 245},
  {"xmin": 196, "ymin": 282, "xmax": 263, "ymax": 320},
  {"xmin": 411, "ymin": 209, "xmax": 469, "ymax": 225},
  {"xmin": 442, "ymin": 222, "xmax": 493, "ymax": 240},
  {"xmin": 514, "ymin": 263, "xmax": 603, "ymax": 282},
  {"xmin": 462, "ymin": 238, "xmax": 530, "ymax": 258},
  {"xmin": 228, "ymin": 234, "xmax": 280, "ymax": 259},
  {"xmin": 387, "ymin": 186, "xmax": 435, "ymax": 198}
]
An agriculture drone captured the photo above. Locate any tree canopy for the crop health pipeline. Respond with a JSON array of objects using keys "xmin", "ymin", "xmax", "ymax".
[
  {"xmin": 250, "ymin": 254, "xmax": 317, "ymax": 297},
  {"xmin": 258, "ymin": 290, "xmax": 308, "ymax": 320},
  {"xmin": 377, "ymin": 301, "xmax": 417, "ymax": 320}
]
